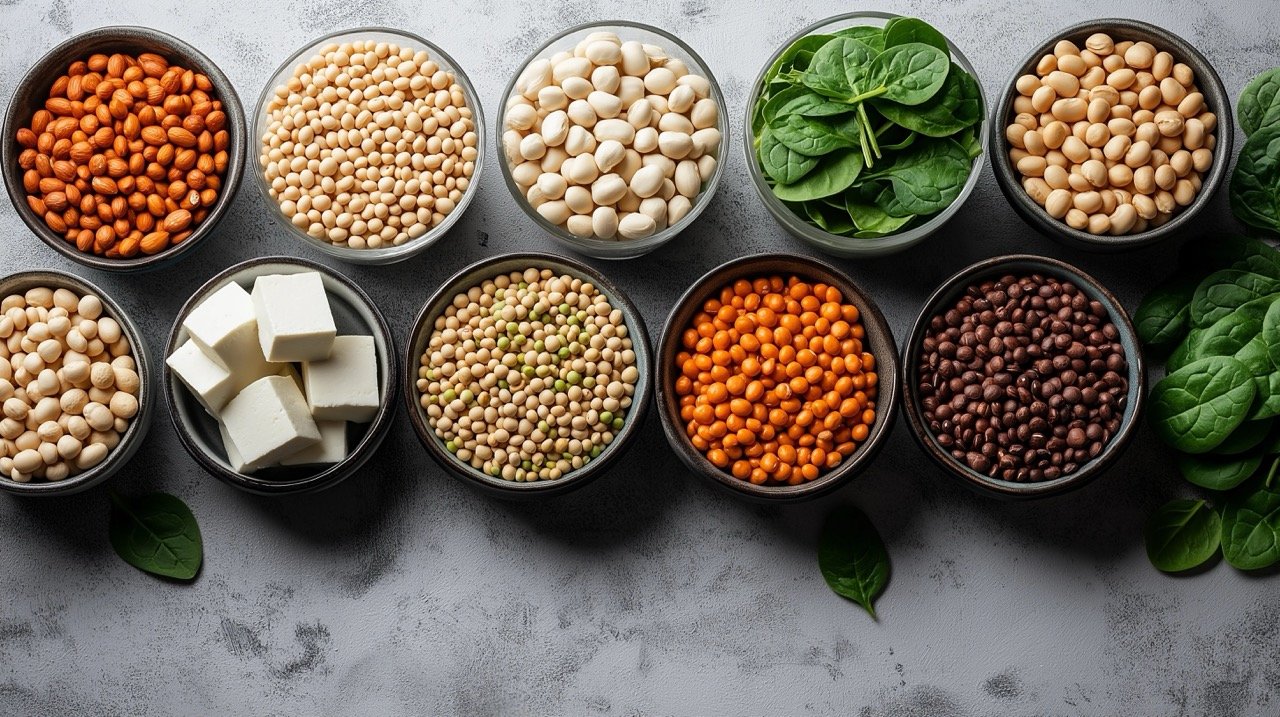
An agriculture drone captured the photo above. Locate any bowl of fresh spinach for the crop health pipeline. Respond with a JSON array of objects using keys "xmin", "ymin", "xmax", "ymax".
[{"xmin": 744, "ymin": 13, "xmax": 988, "ymax": 258}]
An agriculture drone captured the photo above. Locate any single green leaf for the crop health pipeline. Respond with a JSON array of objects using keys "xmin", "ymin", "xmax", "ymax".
[
  {"xmin": 1239, "ymin": 68, "xmax": 1280, "ymax": 137},
  {"xmin": 767, "ymin": 33, "xmax": 836, "ymax": 81},
  {"xmin": 846, "ymin": 197, "xmax": 914, "ymax": 234},
  {"xmin": 866, "ymin": 137, "xmax": 971, "ymax": 215},
  {"xmin": 1221, "ymin": 486, "xmax": 1280, "ymax": 570},
  {"xmin": 759, "ymin": 128, "xmax": 819, "ymax": 184},
  {"xmin": 802, "ymin": 200, "xmax": 856, "ymax": 235},
  {"xmin": 761, "ymin": 85, "xmax": 811, "ymax": 126},
  {"xmin": 861, "ymin": 43, "xmax": 949, "ymax": 105},
  {"xmin": 1262, "ymin": 297, "xmax": 1280, "ymax": 369},
  {"xmin": 772, "ymin": 150, "xmax": 863, "ymax": 201},
  {"xmin": 872, "ymin": 65, "xmax": 982, "ymax": 138},
  {"xmin": 108, "ymin": 491, "xmax": 203, "ymax": 580},
  {"xmin": 771, "ymin": 112, "xmax": 860, "ymax": 157},
  {"xmin": 874, "ymin": 183, "xmax": 914, "ymax": 218},
  {"xmin": 1212, "ymin": 418, "xmax": 1272, "ymax": 455},
  {"xmin": 1144, "ymin": 499, "xmax": 1222, "ymax": 572},
  {"xmin": 1149, "ymin": 356, "xmax": 1257, "ymax": 454},
  {"xmin": 833, "ymin": 26, "xmax": 885, "ymax": 51},
  {"xmin": 818, "ymin": 505, "xmax": 890, "ymax": 618},
  {"xmin": 1190, "ymin": 270, "xmax": 1280, "ymax": 328},
  {"xmin": 882, "ymin": 17, "xmax": 950, "ymax": 55},
  {"xmin": 1178, "ymin": 452, "xmax": 1264, "ymax": 491},
  {"xmin": 803, "ymin": 36, "xmax": 873, "ymax": 100},
  {"xmin": 779, "ymin": 91, "xmax": 857, "ymax": 118},
  {"xmin": 1135, "ymin": 273, "xmax": 1198, "ymax": 349},
  {"xmin": 1229, "ymin": 125, "xmax": 1280, "ymax": 233}
]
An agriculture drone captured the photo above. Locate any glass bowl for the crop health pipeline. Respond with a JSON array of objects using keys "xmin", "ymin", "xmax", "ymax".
[
  {"xmin": 743, "ymin": 11, "xmax": 989, "ymax": 258},
  {"xmin": 496, "ymin": 21, "xmax": 728, "ymax": 260},
  {"xmin": 251, "ymin": 28, "xmax": 485, "ymax": 266}
]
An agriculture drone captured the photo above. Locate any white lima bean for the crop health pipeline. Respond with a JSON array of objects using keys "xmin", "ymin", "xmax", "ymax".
[
  {"xmin": 416, "ymin": 269, "xmax": 640, "ymax": 482},
  {"xmin": 504, "ymin": 32, "xmax": 721, "ymax": 241},
  {"xmin": 1007, "ymin": 32, "xmax": 1215, "ymax": 236},
  {"xmin": 0, "ymin": 288, "xmax": 136, "ymax": 485},
  {"xmin": 261, "ymin": 40, "xmax": 479, "ymax": 250}
]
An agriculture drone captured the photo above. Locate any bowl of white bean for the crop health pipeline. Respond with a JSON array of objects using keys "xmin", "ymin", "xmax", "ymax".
[
  {"xmin": 0, "ymin": 270, "xmax": 153, "ymax": 496},
  {"xmin": 252, "ymin": 27, "xmax": 485, "ymax": 265},
  {"xmin": 991, "ymin": 19, "xmax": 1232, "ymax": 251},
  {"xmin": 497, "ymin": 21, "xmax": 727, "ymax": 260},
  {"xmin": 405, "ymin": 252, "xmax": 652, "ymax": 498}
]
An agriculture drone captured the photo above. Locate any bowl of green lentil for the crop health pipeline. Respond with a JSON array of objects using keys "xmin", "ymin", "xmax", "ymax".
[{"xmin": 404, "ymin": 252, "xmax": 652, "ymax": 498}]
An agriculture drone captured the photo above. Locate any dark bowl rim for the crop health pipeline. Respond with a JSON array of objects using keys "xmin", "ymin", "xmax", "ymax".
[
  {"xmin": 654, "ymin": 252, "xmax": 901, "ymax": 502},
  {"xmin": 989, "ymin": 18, "xmax": 1234, "ymax": 252},
  {"xmin": 899, "ymin": 253, "xmax": 1147, "ymax": 499},
  {"xmin": 402, "ymin": 250, "xmax": 654, "ymax": 499},
  {"xmin": 163, "ymin": 255, "xmax": 398, "ymax": 496},
  {"xmin": 1, "ymin": 25, "xmax": 247, "ymax": 273},
  {"xmin": 0, "ymin": 268, "xmax": 154, "ymax": 496}
]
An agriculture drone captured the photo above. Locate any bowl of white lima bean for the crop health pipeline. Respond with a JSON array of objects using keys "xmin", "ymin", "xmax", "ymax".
[
  {"xmin": 992, "ymin": 19, "xmax": 1232, "ymax": 252},
  {"xmin": 498, "ymin": 21, "xmax": 727, "ymax": 260},
  {"xmin": 0, "ymin": 270, "xmax": 153, "ymax": 496},
  {"xmin": 253, "ymin": 27, "xmax": 484, "ymax": 265}
]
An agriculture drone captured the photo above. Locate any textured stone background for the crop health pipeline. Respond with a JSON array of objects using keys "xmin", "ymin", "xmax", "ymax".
[{"xmin": 1, "ymin": 0, "xmax": 1278, "ymax": 714}]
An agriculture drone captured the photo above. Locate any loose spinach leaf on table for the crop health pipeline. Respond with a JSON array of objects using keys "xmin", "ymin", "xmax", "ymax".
[
  {"xmin": 1178, "ymin": 452, "xmax": 1264, "ymax": 491},
  {"xmin": 772, "ymin": 149, "xmax": 864, "ymax": 201},
  {"xmin": 1239, "ymin": 68, "xmax": 1280, "ymax": 137},
  {"xmin": 1189, "ymin": 270, "xmax": 1280, "ymax": 328},
  {"xmin": 109, "ymin": 491, "xmax": 203, "ymax": 580},
  {"xmin": 1221, "ymin": 486, "xmax": 1280, "ymax": 570},
  {"xmin": 1177, "ymin": 296, "xmax": 1280, "ymax": 419},
  {"xmin": 1144, "ymin": 499, "xmax": 1222, "ymax": 573},
  {"xmin": 1229, "ymin": 125, "xmax": 1280, "ymax": 234},
  {"xmin": 1149, "ymin": 355, "xmax": 1256, "ymax": 454},
  {"xmin": 819, "ymin": 505, "xmax": 890, "ymax": 618},
  {"xmin": 1134, "ymin": 273, "xmax": 1198, "ymax": 350},
  {"xmin": 872, "ymin": 65, "xmax": 981, "ymax": 138}
]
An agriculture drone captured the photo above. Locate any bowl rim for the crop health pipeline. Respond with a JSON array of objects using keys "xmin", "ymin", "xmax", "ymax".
[
  {"xmin": 741, "ymin": 11, "xmax": 990, "ymax": 257},
  {"xmin": 402, "ymin": 250, "xmax": 653, "ymax": 497},
  {"xmin": 989, "ymin": 18, "xmax": 1235, "ymax": 251},
  {"xmin": 899, "ymin": 253, "xmax": 1147, "ymax": 499},
  {"xmin": 1, "ymin": 25, "xmax": 246, "ymax": 273},
  {"xmin": 494, "ymin": 19, "xmax": 729, "ymax": 260},
  {"xmin": 249, "ymin": 26, "xmax": 486, "ymax": 265},
  {"xmin": 162, "ymin": 255, "xmax": 398, "ymax": 495},
  {"xmin": 654, "ymin": 252, "xmax": 901, "ymax": 501},
  {"xmin": 0, "ymin": 269, "xmax": 154, "ymax": 496}
]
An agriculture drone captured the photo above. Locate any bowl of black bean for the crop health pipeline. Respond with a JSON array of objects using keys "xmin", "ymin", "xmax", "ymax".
[{"xmin": 901, "ymin": 254, "xmax": 1145, "ymax": 499}]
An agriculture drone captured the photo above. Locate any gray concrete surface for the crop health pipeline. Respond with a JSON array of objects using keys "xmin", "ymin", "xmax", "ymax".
[{"xmin": 1, "ymin": 0, "xmax": 1277, "ymax": 714}]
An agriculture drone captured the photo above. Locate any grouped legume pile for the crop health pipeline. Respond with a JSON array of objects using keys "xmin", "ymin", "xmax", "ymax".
[
  {"xmin": 260, "ymin": 39, "xmax": 478, "ymax": 250},
  {"xmin": 674, "ymin": 275, "xmax": 879, "ymax": 485},
  {"xmin": 751, "ymin": 18, "xmax": 983, "ymax": 239},
  {"xmin": 1008, "ymin": 34, "xmax": 1216, "ymax": 235},
  {"xmin": 503, "ymin": 31, "xmax": 723, "ymax": 241},
  {"xmin": 0, "ymin": 287, "xmax": 139, "ymax": 482},
  {"xmin": 417, "ymin": 268, "xmax": 639, "ymax": 481},
  {"xmin": 14, "ymin": 52, "xmax": 230, "ymax": 258},
  {"xmin": 916, "ymin": 273, "xmax": 1129, "ymax": 481}
]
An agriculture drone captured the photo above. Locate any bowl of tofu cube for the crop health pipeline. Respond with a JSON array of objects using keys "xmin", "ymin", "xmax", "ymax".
[{"xmin": 164, "ymin": 256, "xmax": 396, "ymax": 494}]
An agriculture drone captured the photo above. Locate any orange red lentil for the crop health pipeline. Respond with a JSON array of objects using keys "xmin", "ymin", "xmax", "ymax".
[{"xmin": 673, "ymin": 275, "xmax": 878, "ymax": 485}]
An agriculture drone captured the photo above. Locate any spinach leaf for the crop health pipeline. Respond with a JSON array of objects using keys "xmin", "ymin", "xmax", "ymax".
[
  {"xmin": 818, "ymin": 505, "xmax": 890, "ymax": 618},
  {"xmin": 1229, "ymin": 125, "xmax": 1280, "ymax": 233},
  {"xmin": 772, "ymin": 150, "xmax": 863, "ymax": 201},
  {"xmin": 779, "ymin": 90, "xmax": 857, "ymax": 118},
  {"xmin": 956, "ymin": 124, "xmax": 983, "ymax": 159},
  {"xmin": 803, "ymin": 37, "xmax": 873, "ymax": 99},
  {"xmin": 108, "ymin": 491, "xmax": 203, "ymax": 581},
  {"xmin": 802, "ymin": 201, "xmax": 856, "ymax": 235},
  {"xmin": 759, "ymin": 129, "xmax": 819, "ymax": 184},
  {"xmin": 762, "ymin": 85, "xmax": 812, "ymax": 126},
  {"xmin": 1134, "ymin": 273, "xmax": 1198, "ymax": 350},
  {"xmin": 847, "ymin": 198, "xmax": 915, "ymax": 234},
  {"xmin": 1239, "ymin": 68, "xmax": 1280, "ymax": 137},
  {"xmin": 833, "ymin": 26, "xmax": 885, "ymax": 51},
  {"xmin": 1212, "ymin": 418, "xmax": 1272, "ymax": 455},
  {"xmin": 878, "ymin": 127, "xmax": 919, "ymax": 151},
  {"xmin": 1262, "ymin": 297, "xmax": 1280, "ymax": 369},
  {"xmin": 1181, "ymin": 296, "xmax": 1280, "ymax": 418},
  {"xmin": 860, "ymin": 43, "xmax": 949, "ymax": 105},
  {"xmin": 872, "ymin": 65, "xmax": 981, "ymax": 138},
  {"xmin": 765, "ymin": 33, "xmax": 835, "ymax": 84},
  {"xmin": 771, "ymin": 112, "xmax": 860, "ymax": 157},
  {"xmin": 1149, "ymin": 355, "xmax": 1256, "ymax": 454},
  {"xmin": 1238, "ymin": 337, "xmax": 1280, "ymax": 419},
  {"xmin": 1190, "ymin": 270, "xmax": 1280, "ymax": 328},
  {"xmin": 1144, "ymin": 499, "xmax": 1222, "ymax": 573},
  {"xmin": 1221, "ymin": 486, "xmax": 1280, "ymax": 570},
  {"xmin": 1178, "ymin": 452, "xmax": 1264, "ymax": 491},
  {"xmin": 882, "ymin": 17, "xmax": 950, "ymax": 54},
  {"xmin": 867, "ymin": 138, "xmax": 970, "ymax": 215},
  {"xmin": 875, "ymin": 183, "xmax": 915, "ymax": 218}
]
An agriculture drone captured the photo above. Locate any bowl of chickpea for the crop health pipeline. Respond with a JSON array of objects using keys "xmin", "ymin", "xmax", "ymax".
[{"xmin": 656, "ymin": 254, "xmax": 899, "ymax": 501}]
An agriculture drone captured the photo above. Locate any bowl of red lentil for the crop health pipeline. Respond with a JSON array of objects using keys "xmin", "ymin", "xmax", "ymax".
[
  {"xmin": 901, "ymin": 254, "xmax": 1145, "ymax": 499},
  {"xmin": 655, "ymin": 253, "xmax": 899, "ymax": 502}
]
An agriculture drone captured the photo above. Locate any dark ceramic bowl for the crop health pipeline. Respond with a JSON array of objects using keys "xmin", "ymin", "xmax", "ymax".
[
  {"xmin": 900, "ymin": 255, "xmax": 1146, "ymax": 499},
  {"xmin": 656, "ymin": 254, "xmax": 900, "ymax": 502},
  {"xmin": 164, "ymin": 257, "xmax": 396, "ymax": 495},
  {"xmin": 1, "ymin": 26, "xmax": 246, "ymax": 272},
  {"xmin": 990, "ymin": 19, "xmax": 1233, "ymax": 252},
  {"xmin": 404, "ymin": 252, "xmax": 653, "ymax": 499},
  {"xmin": 0, "ymin": 270, "xmax": 154, "ymax": 496}
]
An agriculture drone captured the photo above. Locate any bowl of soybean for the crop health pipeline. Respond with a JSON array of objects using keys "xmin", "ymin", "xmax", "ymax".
[{"xmin": 404, "ymin": 252, "xmax": 653, "ymax": 498}]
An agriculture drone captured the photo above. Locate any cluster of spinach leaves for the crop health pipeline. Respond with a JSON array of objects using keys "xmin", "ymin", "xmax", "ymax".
[
  {"xmin": 1230, "ymin": 68, "xmax": 1280, "ymax": 234},
  {"xmin": 1139, "ymin": 235, "xmax": 1280, "ymax": 572},
  {"xmin": 751, "ymin": 18, "xmax": 983, "ymax": 239}
]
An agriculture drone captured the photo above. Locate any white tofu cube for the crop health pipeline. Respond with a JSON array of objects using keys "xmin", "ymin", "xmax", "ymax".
[
  {"xmin": 166, "ymin": 340, "xmax": 235, "ymax": 413},
  {"xmin": 182, "ymin": 281, "xmax": 275, "ymax": 388},
  {"xmin": 221, "ymin": 375, "xmax": 321, "ymax": 467},
  {"xmin": 281, "ymin": 421, "xmax": 348, "ymax": 466},
  {"xmin": 303, "ymin": 335, "xmax": 380, "ymax": 423},
  {"xmin": 251, "ymin": 273, "xmax": 337, "ymax": 362},
  {"xmin": 217, "ymin": 420, "xmax": 259, "ymax": 474}
]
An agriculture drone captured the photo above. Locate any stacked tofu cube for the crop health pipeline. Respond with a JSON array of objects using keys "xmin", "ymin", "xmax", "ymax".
[{"xmin": 166, "ymin": 271, "xmax": 381, "ymax": 473}]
